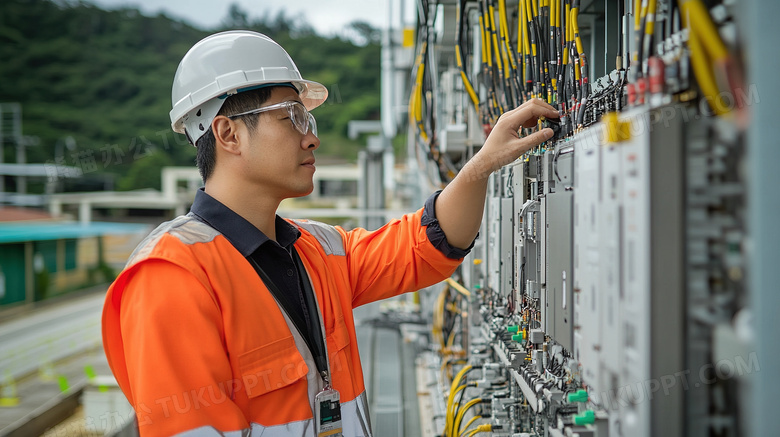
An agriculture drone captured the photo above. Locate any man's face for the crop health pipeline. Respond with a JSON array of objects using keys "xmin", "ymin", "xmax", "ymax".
[{"xmin": 238, "ymin": 86, "xmax": 320, "ymax": 199}]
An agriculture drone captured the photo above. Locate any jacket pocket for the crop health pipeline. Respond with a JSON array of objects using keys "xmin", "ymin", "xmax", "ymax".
[{"xmin": 238, "ymin": 335, "xmax": 309, "ymax": 398}]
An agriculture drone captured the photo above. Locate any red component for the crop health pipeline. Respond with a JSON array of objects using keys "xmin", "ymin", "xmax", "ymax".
[
  {"xmin": 483, "ymin": 123, "xmax": 493, "ymax": 138},
  {"xmin": 627, "ymin": 82, "xmax": 637, "ymax": 106},
  {"xmin": 637, "ymin": 78, "xmax": 647, "ymax": 104},
  {"xmin": 648, "ymin": 57, "xmax": 666, "ymax": 94}
]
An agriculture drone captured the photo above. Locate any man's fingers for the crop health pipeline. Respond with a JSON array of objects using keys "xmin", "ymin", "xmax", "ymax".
[
  {"xmin": 516, "ymin": 128, "xmax": 554, "ymax": 151},
  {"xmin": 501, "ymin": 99, "xmax": 559, "ymax": 130}
]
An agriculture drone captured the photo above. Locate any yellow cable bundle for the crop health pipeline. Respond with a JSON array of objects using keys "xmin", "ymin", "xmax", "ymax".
[
  {"xmin": 446, "ymin": 384, "xmax": 467, "ymax": 429},
  {"xmin": 482, "ymin": 10, "xmax": 493, "ymax": 68},
  {"xmin": 488, "ymin": 5, "xmax": 504, "ymax": 76},
  {"xmin": 682, "ymin": 0, "xmax": 728, "ymax": 61},
  {"xmin": 679, "ymin": 0, "xmax": 730, "ymax": 116},
  {"xmin": 525, "ymin": 0, "xmax": 536, "ymax": 57},
  {"xmin": 499, "ymin": 0, "xmax": 517, "ymax": 71},
  {"xmin": 686, "ymin": 18, "xmax": 727, "ymax": 115},
  {"xmin": 521, "ymin": 0, "xmax": 531, "ymax": 58},
  {"xmin": 570, "ymin": 6, "xmax": 584, "ymax": 55},
  {"xmin": 518, "ymin": 0, "xmax": 527, "ymax": 85},
  {"xmin": 454, "ymin": 398, "xmax": 482, "ymax": 436},
  {"xmin": 444, "ymin": 365, "xmax": 472, "ymax": 437}
]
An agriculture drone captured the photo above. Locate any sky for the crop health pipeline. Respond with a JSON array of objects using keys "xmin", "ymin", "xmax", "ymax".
[{"xmin": 84, "ymin": 0, "xmax": 407, "ymax": 36}]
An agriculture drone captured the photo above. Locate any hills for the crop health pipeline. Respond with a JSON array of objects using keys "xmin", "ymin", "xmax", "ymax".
[{"xmin": 0, "ymin": 0, "xmax": 381, "ymax": 191}]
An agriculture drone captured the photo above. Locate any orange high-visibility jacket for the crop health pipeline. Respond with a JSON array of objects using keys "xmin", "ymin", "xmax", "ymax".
[{"xmin": 102, "ymin": 208, "xmax": 462, "ymax": 436}]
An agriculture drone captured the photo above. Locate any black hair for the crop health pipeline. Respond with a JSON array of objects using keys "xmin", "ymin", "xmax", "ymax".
[{"xmin": 194, "ymin": 86, "xmax": 274, "ymax": 181}]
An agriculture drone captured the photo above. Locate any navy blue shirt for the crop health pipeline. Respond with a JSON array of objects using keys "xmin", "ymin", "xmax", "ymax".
[{"xmin": 189, "ymin": 189, "xmax": 472, "ymax": 372}]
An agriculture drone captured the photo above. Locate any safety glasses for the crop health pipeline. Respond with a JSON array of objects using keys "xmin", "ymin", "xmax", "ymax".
[{"xmin": 228, "ymin": 100, "xmax": 318, "ymax": 137}]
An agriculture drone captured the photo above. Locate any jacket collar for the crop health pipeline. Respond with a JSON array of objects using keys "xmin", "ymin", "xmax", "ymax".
[{"xmin": 189, "ymin": 188, "xmax": 300, "ymax": 256}]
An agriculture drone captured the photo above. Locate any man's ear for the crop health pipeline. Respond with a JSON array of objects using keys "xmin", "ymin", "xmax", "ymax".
[{"xmin": 212, "ymin": 115, "xmax": 243, "ymax": 155}]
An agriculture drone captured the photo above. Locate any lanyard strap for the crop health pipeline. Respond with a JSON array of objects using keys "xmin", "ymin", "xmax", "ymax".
[{"xmin": 247, "ymin": 253, "xmax": 331, "ymax": 386}]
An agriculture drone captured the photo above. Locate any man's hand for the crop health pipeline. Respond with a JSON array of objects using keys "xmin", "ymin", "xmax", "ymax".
[
  {"xmin": 462, "ymin": 98, "xmax": 560, "ymax": 181},
  {"xmin": 433, "ymin": 99, "xmax": 560, "ymax": 250}
]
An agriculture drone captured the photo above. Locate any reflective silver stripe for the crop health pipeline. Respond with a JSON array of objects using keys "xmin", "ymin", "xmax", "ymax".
[
  {"xmin": 168, "ymin": 394, "xmax": 371, "ymax": 436},
  {"xmin": 126, "ymin": 213, "xmax": 220, "ymax": 268},
  {"xmin": 174, "ymin": 425, "xmax": 250, "ymax": 436},
  {"xmin": 341, "ymin": 391, "xmax": 373, "ymax": 437},
  {"xmin": 247, "ymin": 391, "xmax": 372, "ymax": 437},
  {"xmin": 249, "ymin": 418, "xmax": 314, "ymax": 436},
  {"xmin": 292, "ymin": 219, "xmax": 345, "ymax": 256}
]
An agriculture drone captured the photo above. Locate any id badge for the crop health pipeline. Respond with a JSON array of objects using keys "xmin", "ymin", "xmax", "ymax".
[{"xmin": 315, "ymin": 387, "xmax": 343, "ymax": 437}]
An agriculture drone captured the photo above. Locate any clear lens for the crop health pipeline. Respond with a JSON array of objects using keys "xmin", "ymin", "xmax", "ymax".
[
  {"xmin": 288, "ymin": 102, "xmax": 317, "ymax": 137},
  {"xmin": 229, "ymin": 100, "xmax": 316, "ymax": 137},
  {"xmin": 307, "ymin": 112, "xmax": 318, "ymax": 137}
]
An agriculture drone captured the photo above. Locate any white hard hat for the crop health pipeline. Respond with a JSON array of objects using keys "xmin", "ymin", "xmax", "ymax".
[{"xmin": 169, "ymin": 30, "xmax": 328, "ymax": 145}]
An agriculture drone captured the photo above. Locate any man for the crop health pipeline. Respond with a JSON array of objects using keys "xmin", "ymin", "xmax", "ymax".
[{"xmin": 102, "ymin": 30, "xmax": 557, "ymax": 437}]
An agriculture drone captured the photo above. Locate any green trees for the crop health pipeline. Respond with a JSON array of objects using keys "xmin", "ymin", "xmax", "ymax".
[{"xmin": 0, "ymin": 0, "xmax": 380, "ymax": 190}]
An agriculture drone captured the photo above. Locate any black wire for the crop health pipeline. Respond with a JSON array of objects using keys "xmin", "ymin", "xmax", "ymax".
[{"xmin": 617, "ymin": 0, "xmax": 624, "ymax": 67}]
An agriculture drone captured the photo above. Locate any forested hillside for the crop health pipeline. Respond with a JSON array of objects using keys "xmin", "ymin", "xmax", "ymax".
[{"xmin": 0, "ymin": 0, "xmax": 381, "ymax": 190}]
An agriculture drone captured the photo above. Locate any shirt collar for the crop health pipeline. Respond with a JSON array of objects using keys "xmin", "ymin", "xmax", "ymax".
[{"xmin": 189, "ymin": 188, "xmax": 300, "ymax": 256}]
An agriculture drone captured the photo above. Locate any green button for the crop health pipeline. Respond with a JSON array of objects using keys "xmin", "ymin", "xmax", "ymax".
[
  {"xmin": 507, "ymin": 325, "xmax": 519, "ymax": 333},
  {"xmin": 573, "ymin": 410, "xmax": 595, "ymax": 425},
  {"xmin": 567, "ymin": 389, "xmax": 588, "ymax": 403}
]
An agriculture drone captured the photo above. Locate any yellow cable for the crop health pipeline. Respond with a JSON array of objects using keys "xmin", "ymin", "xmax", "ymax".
[
  {"xmin": 456, "ymin": 46, "xmax": 481, "ymax": 113},
  {"xmin": 499, "ymin": 0, "xmax": 517, "ymax": 70},
  {"xmin": 518, "ymin": 0, "xmax": 527, "ymax": 85},
  {"xmin": 682, "ymin": 0, "xmax": 728, "ymax": 61},
  {"xmin": 633, "ymin": 0, "xmax": 642, "ymax": 63},
  {"xmin": 483, "ymin": 8, "xmax": 493, "ymax": 68},
  {"xmin": 687, "ymin": 23, "xmax": 728, "ymax": 116},
  {"xmin": 521, "ymin": 0, "xmax": 531, "ymax": 57},
  {"xmin": 525, "ymin": 0, "xmax": 537, "ymax": 58},
  {"xmin": 433, "ymin": 282, "xmax": 447, "ymax": 348},
  {"xmin": 645, "ymin": 0, "xmax": 658, "ymax": 36},
  {"xmin": 413, "ymin": 42, "xmax": 428, "ymax": 141},
  {"xmin": 489, "ymin": 5, "xmax": 504, "ymax": 76},
  {"xmin": 549, "ymin": 0, "xmax": 555, "ymax": 27},
  {"xmin": 445, "ymin": 278, "xmax": 471, "ymax": 297},
  {"xmin": 563, "ymin": 1, "xmax": 570, "ymax": 65},
  {"xmin": 479, "ymin": 15, "xmax": 488, "ymax": 65},
  {"xmin": 634, "ymin": 0, "xmax": 642, "ymax": 30},
  {"xmin": 466, "ymin": 424, "xmax": 493, "ymax": 437},
  {"xmin": 518, "ymin": 0, "xmax": 525, "ymax": 57},
  {"xmin": 571, "ymin": 6, "xmax": 584, "ymax": 55},
  {"xmin": 459, "ymin": 416, "xmax": 481, "ymax": 437},
  {"xmin": 454, "ymin": 398, "xmax": 482, "ymax": 437}
]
